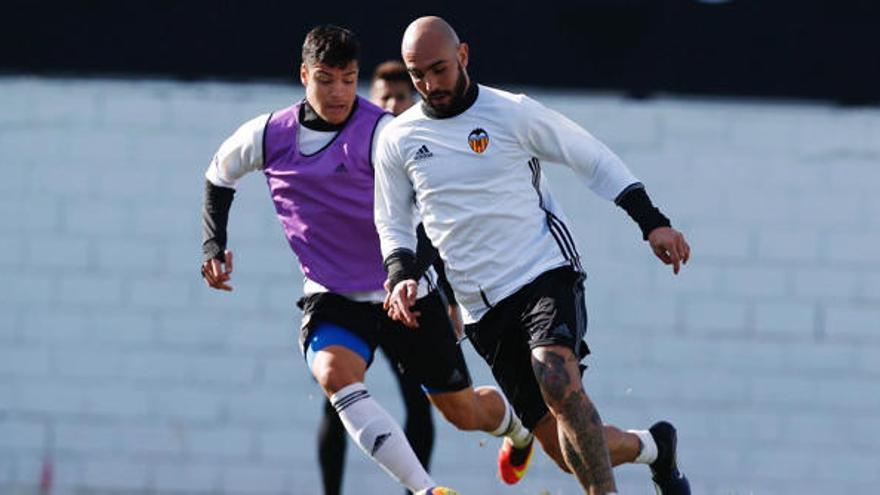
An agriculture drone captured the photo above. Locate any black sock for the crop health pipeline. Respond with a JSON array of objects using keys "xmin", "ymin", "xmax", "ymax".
[{"xmin": 318, "ymin": 398, "xmax": 347, "ymax": 495}]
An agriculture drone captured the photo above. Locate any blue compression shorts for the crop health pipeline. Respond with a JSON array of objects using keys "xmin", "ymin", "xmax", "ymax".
[{"xmin": 304, "ymin": 322, "xmax": 372, "ymax": 369}]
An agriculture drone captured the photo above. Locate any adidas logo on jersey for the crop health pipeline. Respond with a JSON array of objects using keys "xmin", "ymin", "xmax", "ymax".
[
  {"xmin": 413, "ymin": 144, "xmax": 433, "ymax": 161},
  {"xmin": 334, "ymin": 162, "xmax": 348, "ymax": 173}
]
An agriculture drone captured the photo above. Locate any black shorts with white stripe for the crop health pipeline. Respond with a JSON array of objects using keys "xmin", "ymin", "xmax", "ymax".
[{"xmin": 464, "ymin": 265, "xmax": 589, "ymax": 430}]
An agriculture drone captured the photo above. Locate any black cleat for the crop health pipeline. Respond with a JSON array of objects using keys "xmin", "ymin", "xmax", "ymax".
[{"xmin": 649, "ymin": 421, "xmax": 691, "ymax": 495}]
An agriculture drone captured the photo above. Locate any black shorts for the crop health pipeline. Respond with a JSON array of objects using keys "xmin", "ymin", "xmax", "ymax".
[
  {"xmin": 297, "ymin": 290, "xmax": 472, "ymax": 393},
  {"xmin": 464, "ymin": 265, "xmax": 589, "ymax": 430}
]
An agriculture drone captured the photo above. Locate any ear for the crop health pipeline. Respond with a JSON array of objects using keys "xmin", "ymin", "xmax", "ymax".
[
  {"xmin": 458, "ymin": 42, "xmax": 469, "ymax": 69},
  {"xmin": 299, "ymin": 63, "xmax": 309, "ymax": 87}
]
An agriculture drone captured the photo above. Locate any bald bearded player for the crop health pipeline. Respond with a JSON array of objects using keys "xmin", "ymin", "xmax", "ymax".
[{"xmin": 375, "ymin": 16, "xmax": 692, "ymax": 495}]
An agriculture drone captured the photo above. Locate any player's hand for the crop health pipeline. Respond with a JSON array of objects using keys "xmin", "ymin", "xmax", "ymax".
[
  {"xmin": 383, "ymin": 279, "xmax": 420, "ymax": 328},
  {"xmin": 648, "ymin": 227, "xmax": 690, "ymax": 275},
  {"xmin": 448, "ymin": 304, "xmax": 464, "ymax": 340},
  {"xmin": 201, "ymin": 249, "xmax": 234, "ymax": 291}
]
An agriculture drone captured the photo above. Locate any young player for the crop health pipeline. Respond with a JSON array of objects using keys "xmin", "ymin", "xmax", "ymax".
[{"xmin": 201, "ymin": 25, "xmax": 530, "ymax": 495}]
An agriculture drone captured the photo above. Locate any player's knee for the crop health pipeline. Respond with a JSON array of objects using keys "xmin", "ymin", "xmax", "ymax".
[
  {"xmin": 531, "ymin": 347, "xmax": 579, "ymax": 409},
  {"xmin": 313, "ymin": 363, "xmax": 359, "ymax": 395}
]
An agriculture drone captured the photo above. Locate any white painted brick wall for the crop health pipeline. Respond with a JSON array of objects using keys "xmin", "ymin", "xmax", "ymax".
[{"xmin": 2, "ymin": 76, "xmax": 878, "ymax": 494}]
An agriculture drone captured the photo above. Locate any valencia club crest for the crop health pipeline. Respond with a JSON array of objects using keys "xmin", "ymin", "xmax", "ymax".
[{"xmin": 468, "ymin": 128, "xmax": 489, "ymax": 154}]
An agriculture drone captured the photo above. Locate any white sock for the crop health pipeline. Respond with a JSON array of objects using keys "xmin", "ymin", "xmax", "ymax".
[
  {"xmin": 629, "ymin": 429, "xmax": 658, "ymax": 464},
  {"xmin": 486, "ymin": 386, "xmax": 533, "ymax": 448},
  {"xmin": 331, "ymin": 382, "xmax": 435, "ymax": 492}
]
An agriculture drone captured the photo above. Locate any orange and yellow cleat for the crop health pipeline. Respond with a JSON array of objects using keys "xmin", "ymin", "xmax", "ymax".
[
  {"xmin": 416, "ymin": 487, "xmax": 460, "ymax": 495},
  {"xmin": 498, "ymin": 436, "xmax": 535, "ymax": 485}
]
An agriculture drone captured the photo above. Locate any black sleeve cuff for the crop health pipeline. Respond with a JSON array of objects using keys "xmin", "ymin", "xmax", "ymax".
[
  {"xmin": 615, "ymin": 182, "xmax": 671, "ymax": 240},
  {"xmin": 384, "ymin": 248, "xmax": 419, "ymax": 290},
  {"xmin": 202, "ymin": 180, "xmax": 235, "ymax": 262}
]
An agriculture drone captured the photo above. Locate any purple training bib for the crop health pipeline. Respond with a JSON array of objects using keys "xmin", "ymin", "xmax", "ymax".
[{"xmin": 263, "ymin": 97, "xmax": 389, "ymax": 292}]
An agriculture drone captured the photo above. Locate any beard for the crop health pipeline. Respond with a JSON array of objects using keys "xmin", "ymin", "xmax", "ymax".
[{"xmin": 423, "ymin": 64, "xmax": 469, "ymax": 114}]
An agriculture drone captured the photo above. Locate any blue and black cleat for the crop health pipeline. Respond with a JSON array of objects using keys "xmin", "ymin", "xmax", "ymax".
[{"xmin": 649, "ymin": 421, "xmax": 691, "ymax": 495}]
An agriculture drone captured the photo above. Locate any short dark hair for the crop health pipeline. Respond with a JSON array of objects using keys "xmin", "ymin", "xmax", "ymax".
[
  {"xmin": 372, "ymin": 60, "xmax": 412, "ymax": 86},
  {"xmin": 301, "ymin": 25, "xmax": 360, "ymax": 68}
]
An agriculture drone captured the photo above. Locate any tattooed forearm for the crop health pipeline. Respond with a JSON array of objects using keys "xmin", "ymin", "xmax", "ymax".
[{"xmin": 531, "ymin": 350, "xmax": 571, "ymax": 403}]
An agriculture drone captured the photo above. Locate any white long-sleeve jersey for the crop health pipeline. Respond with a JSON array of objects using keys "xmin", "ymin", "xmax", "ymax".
[{"xmin": 374, "ymin": 84, "xmax": 639, "ymax": 323}]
